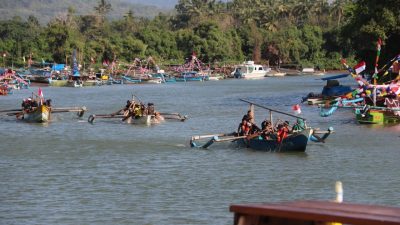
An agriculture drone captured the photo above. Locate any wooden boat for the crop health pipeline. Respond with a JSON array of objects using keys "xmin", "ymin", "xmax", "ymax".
[
  {"xmin": 87, "ymin": 96, "xmax": 187, "ymax": 124},
  {"xmin": 2, "ymin": 92, "xmax": 86, "ymax": 123},
  {"xmin": 48, "ymin": 79, "xmax": 68, "ymax": 87},
  {"xmin": 265, "ymin": 71, "xmax": 286, "ymax": 77},
  {"xmin": 356, "ymin": 108, "xmax": 400, "ymax": 124},
  {"xmin": 21, "ymin": 104, "xmax": 51, "ymax": 122},
  {"xmin": 0, "ymin": 84, "xmax": 10, "ymax": 95},
  {"xmin": 190, "ymin": 99, "xmax": 332, "ymax": 150},
  {"xmin": 175, "ymin": 71, "xmax": 209, "ymax": 82},
  {"xmin": 235, "ymin": 128, "xmax": 312, "ymax": 152},
  {"xmin": 124, "ymin": 114, "xmax": 155, "ymax": 125},
  {"xmin": 230, "ymin": 200, "xmax": 400, "ymax": 225},
  {"xmin": 151, "ymin": 72, "xmax": 176, "ymax": 83}
]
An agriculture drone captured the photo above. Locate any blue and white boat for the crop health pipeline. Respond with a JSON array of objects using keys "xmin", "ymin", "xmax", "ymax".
[
  {"xmin": 151, "ymin": 72, "xmax": 176, "ymax": 83},
  {"xmin": 231, "ymin": 61, "xmax": 271, "ymax": 79},
  {"xmin": 175, "ymin": 71, "xmax": 209, "ymax": 82}
]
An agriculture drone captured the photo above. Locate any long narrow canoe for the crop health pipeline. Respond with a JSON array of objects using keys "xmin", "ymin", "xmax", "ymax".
[
  {"xmin": 234, "ymin": 128, "xmax": 313, "ymax": 152},
  {"xmin": 22, "ymin": 105, "xmax": 51, "ymax": 123}
]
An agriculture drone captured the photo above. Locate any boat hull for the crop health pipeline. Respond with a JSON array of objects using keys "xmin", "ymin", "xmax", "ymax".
[
  {"xmin": 356, "ymin": 109, "xmax": 400, "ymax": 124},
  {"xmin": 126, "ymin": 115, "xmax": 154, "ymax": 125},
  {"xmin": 235, "ymin": 128, "xmax": 312, "ymax": 152},
  {"xmin": 49, "ymin": 80, "xmax": 68, "ymax": 87},
  {"xmin": 23, "ymin": 105, "xmax": 51, "ymax": 123}
]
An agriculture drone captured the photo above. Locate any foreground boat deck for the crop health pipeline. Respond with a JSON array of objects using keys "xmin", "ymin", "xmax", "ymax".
[{"xmin": 230, "ymin": 200, "xmax": 400, "ymax": 225}]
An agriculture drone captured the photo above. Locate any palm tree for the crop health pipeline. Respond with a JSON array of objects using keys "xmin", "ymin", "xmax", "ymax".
[
  {"xmin": 330, "ymin": 0, "xmax": 348, "ymax": 27},
  {"xmin": 94, "ymin": 0, "xmax": 112, "ymax": 21}
]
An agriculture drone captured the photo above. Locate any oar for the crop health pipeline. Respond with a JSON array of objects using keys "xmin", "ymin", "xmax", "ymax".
[
  {"xmin": 191, "ymin": 132, "xmax": 236, "ymax": 141},
  {"xmin": 110, "ymin": 107, "xmax": 125, "ymax": 116},
  {"xmin": 240, "ymin": 99, "xmax": 307, "ymax": 121},
  {"xmin": 200, "ymin": 135, "xmax": 247, "ymax": 149},
  {"xmin": 214, "ymin": 136, "xmax": 247, "ymax": 143},
  {"xmin": 160, "ymin": 112, "xmax": 188, "ymax": 121},
  {"xmin": 7, "ymin": 112, "xmax": 22, "ymax": 116},
  {"xmin": 0, "ymin": 109, "xmax": 22, "ymax": 113},
  {"xmin": 122, "ymin": 110, "xmax": 133, "ymax": 121},
  {"xmin": 52, "ymin": 106, "xmax": 87, "ymax": 117}
]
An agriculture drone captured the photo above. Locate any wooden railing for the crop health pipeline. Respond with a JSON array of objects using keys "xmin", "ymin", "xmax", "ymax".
[{"xmin": 230, "ymin": 200, "xmax": 400, "ymax": 225}]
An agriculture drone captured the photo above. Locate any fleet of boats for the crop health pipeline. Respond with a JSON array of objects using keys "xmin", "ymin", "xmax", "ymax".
[{"xmin": 2, "ymin": 48, "xmax": 399, "ymax": 154}]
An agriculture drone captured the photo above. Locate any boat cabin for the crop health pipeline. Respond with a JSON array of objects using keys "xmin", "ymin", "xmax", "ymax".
[
  {"xmin": 235, "ymin": 61, "xmax": 268, "ymax": 74},
  {"xmin": 230, "ymin": 200, "xmax": 400, "ymax": 225}
]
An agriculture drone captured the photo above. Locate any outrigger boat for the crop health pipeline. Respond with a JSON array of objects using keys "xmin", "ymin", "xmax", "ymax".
[
  {"xmin": 190, "ymin": 99, "xmax": 333, "ymax": 152},
  {"xmin": 1, "ymin": 89, "xmax": 87, "ymax": 123},
  {"xmin": 88, "ymin": 96, "xmax": 187, "ymax": 125}
]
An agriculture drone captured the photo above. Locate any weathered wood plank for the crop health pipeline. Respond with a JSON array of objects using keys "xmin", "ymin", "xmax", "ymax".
[{"xmin": 230, "ymin": 201, "xmax": 400, "ymax": 225}]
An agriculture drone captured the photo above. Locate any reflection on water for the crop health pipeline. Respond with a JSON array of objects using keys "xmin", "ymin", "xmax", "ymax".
[{"xmin": 1, "ymin": 76, "xmax": 399, "ymax": 225}]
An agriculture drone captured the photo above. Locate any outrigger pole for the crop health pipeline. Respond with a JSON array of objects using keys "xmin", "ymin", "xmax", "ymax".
[{"xmin": 240, "ymin": 99, "xmax": 307, "ymax": 121}]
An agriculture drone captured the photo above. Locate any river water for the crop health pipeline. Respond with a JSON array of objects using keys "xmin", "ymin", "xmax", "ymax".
[{"xmin": 1, "ymin": 75, "xmax": 399, "ymax": 225}]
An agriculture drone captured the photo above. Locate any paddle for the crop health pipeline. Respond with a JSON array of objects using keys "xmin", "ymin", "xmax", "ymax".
[
  {"xmin": 51, "ymin": 106, "xmax": 87, "ymax": 117},
  {"xmin": 191, "ymin": 132, "xmax": 237, "ymax": 141},
  {"xmin": 110, "ymin": 107, "xmax": 125, "ymax": 116},
  {"xmin": 190, "ymin": 132, "xmax": 243, "ymax": 148},
  {"xmin": 159, "ymin": 112, "xmax": 188, "ymax": 121},
  {"xmin": 201, "ymin": 135, "xmax": 247, "ymax": 149},
  {"xmin": 0, "ymin": 109, "xmax": 22, "ymax": 113}
]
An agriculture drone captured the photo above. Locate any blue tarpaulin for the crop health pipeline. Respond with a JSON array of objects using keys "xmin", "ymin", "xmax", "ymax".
[
  {"xmin": 52, "ymin": 64, "xmax": 65, "ymax": 71},
  {"xmin": 320, "ymin": 74, "xmax": 349, "ymax": 80}
]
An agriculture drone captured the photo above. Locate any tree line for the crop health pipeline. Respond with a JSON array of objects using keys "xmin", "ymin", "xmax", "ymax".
[{"xmin": 0, "ymin": 0, "xmax": 399, "ymax": 70}]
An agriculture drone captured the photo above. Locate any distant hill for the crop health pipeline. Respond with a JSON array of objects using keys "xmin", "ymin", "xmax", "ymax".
[{"xmin": 0, "ymin": 0, "xmax": 175, "ymax": 24}]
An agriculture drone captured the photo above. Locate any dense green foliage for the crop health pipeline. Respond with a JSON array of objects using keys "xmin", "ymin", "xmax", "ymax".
[{"xmin": 0, "ymin": 0, "xmax": 398, "ymax": 70}]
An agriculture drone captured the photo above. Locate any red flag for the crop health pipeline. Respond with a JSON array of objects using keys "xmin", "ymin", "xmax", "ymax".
[{"xmin": 292, "ymin": 104, "xmax": 301, "ymax": 114}]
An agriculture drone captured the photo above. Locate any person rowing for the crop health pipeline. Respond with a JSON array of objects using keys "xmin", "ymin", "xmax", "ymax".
[
  {"xmin": 277, "ymin": 121, "xmax": 290, "ymax": 143},
  {"xmin": 260, "ymin": 119, "xmax": 275, "ymax": 140}
]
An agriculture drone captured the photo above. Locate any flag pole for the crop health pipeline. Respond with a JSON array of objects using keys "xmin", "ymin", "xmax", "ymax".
[{"xmin": 373, "ymin": 38, "xmax": 382, "ymax": 85}]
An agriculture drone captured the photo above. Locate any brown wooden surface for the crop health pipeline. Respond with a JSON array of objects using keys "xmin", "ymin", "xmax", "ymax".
[{"xmin": 230, "ymin": 200, "xmax": 400, "ymax": 225}]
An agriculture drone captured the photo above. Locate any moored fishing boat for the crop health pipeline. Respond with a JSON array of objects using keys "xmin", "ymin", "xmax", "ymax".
[
  {"xmin": 151, "ymin": 71, "xmax": 176, "ymax": 83},
  {"xmin": 355, "ymin": 108, "xmax": 400, "ymax": 124},
  {"xmin": 231, "ymin": 61, "xmax": 271, "ymax": 79},
  {"xmin": 175, "ymin": 71, "xmax": 209, "ymax": 82}
]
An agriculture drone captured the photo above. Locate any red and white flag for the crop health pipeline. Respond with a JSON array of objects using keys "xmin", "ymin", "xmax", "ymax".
[
  {"xmin": 38, "ymin": 87, "xmax": 44, "ymax": 104},
  {"xmin": 38, "ymin": 87, "xmax": 43, "ymax": 98},
  {"xmin": 354, "ymin": 61, "xmax": 366, "ymax": 74},
  {"xmin": 292, "ymin": 104, "xmax": 301, "ymax": 114}
]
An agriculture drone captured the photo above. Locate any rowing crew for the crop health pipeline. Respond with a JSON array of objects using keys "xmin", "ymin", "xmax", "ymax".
[
  {"xmin": 237, "ymin": 114, "xmax": 306, "ymax": 143},
  {"xmin": 120, "ymin": 99, "xmax": 164, "ymax": 123}
]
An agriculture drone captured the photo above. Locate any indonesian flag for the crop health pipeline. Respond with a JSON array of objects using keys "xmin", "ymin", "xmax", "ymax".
[
  {"xmin": 292, "ymin": 104, "xmax": 301, "ymax": 114},
  {"xmin": 38, "ymin": 87, "xmax": 44, "ymax": 104},
  {"xmin": 38, "ymin": 87, "xmax": 43, "ymax": 98},
  {"xmin": 354, "ymin": 61, "xmax": 366, "ymax": 74}
]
